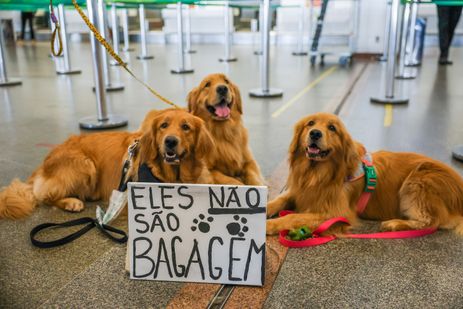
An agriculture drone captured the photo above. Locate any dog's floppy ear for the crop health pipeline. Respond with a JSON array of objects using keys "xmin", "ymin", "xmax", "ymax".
[
  {"xmin": 289, "ymin": 118, "xmax": 307, "ymax": 164},
  {"xmin": 340, "ymin": 126, "xmax": 361, "ymax": 175},
  {"xmin": 187, "ymin": 87, "xmax": 200, "ymax": 114},
  {"xmin": 195, "ymin": 119, "xmax": 215, "ymax": 160},
  {"xmin": 138, "ymin": 118, "xmax": 160, "ymax": 164},
  {"xmin": 230, "ymin": 81, "xmax": 243, "ymax": 114}
]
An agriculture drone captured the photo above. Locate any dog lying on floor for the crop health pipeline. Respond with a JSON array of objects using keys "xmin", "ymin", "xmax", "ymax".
[
  {"xmin": 187, "ymin": 73, "xmax": 264, "ymax": 186},
  {"xmin": 0, "ymin": 109, "xmax": 214, "ymax": 219},
  {"xmin": 266, "ymin": 112, "xmax": 463, "ymax": 236}
]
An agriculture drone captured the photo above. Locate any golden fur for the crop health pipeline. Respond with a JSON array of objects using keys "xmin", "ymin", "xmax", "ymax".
[
  {"xmin": 0, "ymin": 109, "xmax": 213, "ymax": 219},
  {"xmin": 187, "ymin": 73, "xmax": 264, "ymax": 186},
  {"xmin": 267, "ymin": 112, "xmax": 463, "ymax": 236}
]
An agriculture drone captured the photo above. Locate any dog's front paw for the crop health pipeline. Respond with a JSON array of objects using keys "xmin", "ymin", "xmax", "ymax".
[
  {"xmin": 266, "ymin": 219, "xmax": 280, "ymax": 235},
  {"xmin": 58, "ymin": 198, "xmax": 85, "ymax": 212}
]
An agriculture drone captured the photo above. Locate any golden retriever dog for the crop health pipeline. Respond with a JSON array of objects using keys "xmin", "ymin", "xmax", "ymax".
[
  {"xmin": 187, "ymin": 73, "xmax": 264, "ymax": 186},
  {"xmin": 266, "ymin": 112, "xmax": 463, "ymax": 236},
  {"xmin": 0, "ymin": 109, "xmax": 213, "ymax": 219}
]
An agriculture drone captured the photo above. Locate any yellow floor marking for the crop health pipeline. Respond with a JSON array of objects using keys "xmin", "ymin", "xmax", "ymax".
[
  {"xmin": 384, "ymin": 104, "xmax": 393, "ymax": 127},
  {"xmin": 271, "ymin": 66, "xmax": 338, "ymax": 118}
]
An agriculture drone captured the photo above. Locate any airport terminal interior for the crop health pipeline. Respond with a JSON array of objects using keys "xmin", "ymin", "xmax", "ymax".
[{"xmin": 1, "ymin": 0, "xmax": 463, "ymax": 308}]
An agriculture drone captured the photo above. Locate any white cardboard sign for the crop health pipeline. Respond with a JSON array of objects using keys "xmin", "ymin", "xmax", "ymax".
[{"xmin": 127, "ymin": 183, "xmax": 268, "ymax": 286}]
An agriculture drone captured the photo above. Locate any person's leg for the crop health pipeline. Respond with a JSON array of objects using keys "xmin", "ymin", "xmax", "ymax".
[
  {"xmin": 437, "ymin": 6, "xmax": 452, "ymax": 64},
  {"xmin": 447, "ymin": 7, "xmax": 462, "ymax": 49},
  {"xmin": 20, "ymin": 12, "xmax": 27, "ymax": 40},
  {"xmin": 28, "ymin": 14, "xmax": 35, "ymax": 40}
]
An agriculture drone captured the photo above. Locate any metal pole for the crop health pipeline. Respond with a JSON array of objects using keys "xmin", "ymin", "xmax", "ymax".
[
  {"xmin": 292, "ymin": 0, "xmax": 307, "ymax": 56},
  {"xmin": 405, "ymin": 0, "xmax": 418, "ymax": 66},
  {"xmin": 121, "ymin": 9, "xmax": 133, "ymax": 52},
  {"xmin": 308, "ymin": 0, "xmax": 313, "ymax": 48},
  {"xmin": 171, "ymin": 2, "xmax": 193, "ymax": 74},
  {"xmin": 96, "ymin": 0, "xmax": 124, "ymax": 91},
  {"xmin": 184, "ymin": 5, "xmax": 196, "ymax": 53},
  {"xmin": 137, "ymin": 4, "xmax": 154, "ymax": 59},
  {"xmin": 80, "ymin": 0, "xmax": 127, "ymax": 129},
  {"xmin": 254, "ymin": 3, "xmax": 264, "ymax": 55},
  {"xmin": 56, "ymin": 4, "xmax": 81, "ymax": 74},
  {"xmin": 219, "ymin": 1, "xmax": 237, "ymax": 62},
  {"xmin": 249, "ymin": 0, "xmax": 283, "ymax": 97},
  {"xmin": 396, "ymin": 2, "xmax": 415, "ymax": 79},
  {"xmin": 370, "ymin": 0, "xmax": 408, "ymax": 104},
  {"xmin": 110, "ymin": 3, "xmax": 126, "ymax": 65},
  {"xmin": 0, "ymin": 22, "xmax": 21, "ymax": 86},
  {"xmin": 378, "ymin": 0, "xmax": 392, "ymax": 61}
]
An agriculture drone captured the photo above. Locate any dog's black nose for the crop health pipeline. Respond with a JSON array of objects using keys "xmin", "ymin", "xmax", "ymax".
[
  {"xmin": 164, "ymin": 136, "xmax": 178, "ymax": 149},
  {"xmin": 216, "ymin": 85, "xmax": 228, "ymax": 96},
  {"xmin": 310, "ymin": 129, "xmax": 323, "ymax": 141}
]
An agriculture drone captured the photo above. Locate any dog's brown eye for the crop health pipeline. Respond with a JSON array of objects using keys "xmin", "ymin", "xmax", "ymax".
[
  {"xmin": 328, "ymin": 124, "xmax": 336, "ymax": 132},
  {"xmin": 308, "ymin": 120, "xmax": 315, "ymax": 126},
  {"xmin": 204, "ymin": 82, "xmax": 210, "ymax": 88},
  {"xmin": 181, "ymin": 124, "xmax": 190, "ymax": 131},
  {"xmin": 160, "ymin": 122, "xmax": 168, "ymax": 129},
  {"xmin": 224, "ymin": 79, "xmax": 229, "ymax": 84}
]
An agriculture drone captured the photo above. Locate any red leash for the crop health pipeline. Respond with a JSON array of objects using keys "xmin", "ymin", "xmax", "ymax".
[
  {"xmin": 278, "ymin": 211, "xmax": 437, "ymax": 248},
  {"xmin": 278, "ymin": 154, "xmax": 437, "ymax": 248}
]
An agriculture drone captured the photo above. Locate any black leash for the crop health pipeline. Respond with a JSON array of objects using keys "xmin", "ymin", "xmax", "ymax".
[{"xmin": 30, "ymin": 217, "xmax": 127, "ymax": 248}]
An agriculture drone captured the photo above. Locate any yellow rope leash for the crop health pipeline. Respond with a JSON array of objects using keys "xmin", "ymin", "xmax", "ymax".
[
  {"xmin": 71, "ymin": 0, "xmax": 180, "ymax": 108},
  {"xmin": 49, "ymin": 0, "xmax": 63, "ymax": 57}
]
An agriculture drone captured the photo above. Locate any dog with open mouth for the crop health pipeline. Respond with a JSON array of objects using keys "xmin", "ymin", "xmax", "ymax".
[
  {"xmin": 266, "ymin": 112, "xmax": 463, "ymax": 236},
  {"xmin": 187, "ymin": 73, "xmax": 264, "ymax": 186},
  {"xmin": 0, "ymin": 109, "xmax": 213, "ymax": 219}
]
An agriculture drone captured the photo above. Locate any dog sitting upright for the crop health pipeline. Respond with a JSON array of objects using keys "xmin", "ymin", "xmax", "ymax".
[
  {"xmin": 187, "ymin": 73, "xmax": 264, "ymax": 186},
  {"xmin": 0, "ymin": 109, "xmax": 214, "ymax": 219}
]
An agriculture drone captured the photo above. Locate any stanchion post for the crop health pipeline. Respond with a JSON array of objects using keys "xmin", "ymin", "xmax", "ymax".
[
  {"xmin": 396, "ymin": 2, "xmax": 415, "ymax": 79},
  {"xmin": 121, "ymin": 9, "xmax": 134, "ymax": 52},
  {"xmin": 184, "ymin": 5, "xmax": 196, "ymax": 53},
  {"xmin": 80, "ymin": 0, "xmax": 128, "ymax": 129},
  {"xmin": 405, "ymin": 0, "xmax": 418, "ymax": 66},
  {"xmin": 249, "ymin": 0, "xmax": 283, "ymax": 97},
  {"xmin": 56, "ymin": 4, "xmax": 81, "ymax": 74},
  {"xmin": 171, "ymin": 2, "xmax": 194, "ymax": 74},
  {"xmin": 292, "ymin": 0, "xmax": 307, "ymax": 56},
  {"xmin": 219, "ymin": 1, "xmax": 237, "ymax": 62},
  {"xmin": 137, "ymin": 4, "xmax": 154, "ymax": 59},
  {"xmin": 378, "ymin": 0, "xmax": 392, "ymax": 62},
  {"xmin": 370, "ymin": 0, "xmax": 408, "ymax": 104},
  {"xmin": 0, "ymin": 21, "xmax": 22, "ymax": 86},
  {"xmin": 110, "ymin": 3, "xmax": 126, "ymax": 65},
  {"xmin": 96, "ymin": 0, "xmax": 124, "ymax": 91},
  {"xmin": 254, "ymin": 3, "xmax": 264, "ymax": 55}
]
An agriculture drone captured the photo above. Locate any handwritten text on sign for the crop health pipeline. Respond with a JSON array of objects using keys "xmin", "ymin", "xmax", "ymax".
[{"xmin": 128, "ymin": 183, "xmax": 268, "ymax": 286}]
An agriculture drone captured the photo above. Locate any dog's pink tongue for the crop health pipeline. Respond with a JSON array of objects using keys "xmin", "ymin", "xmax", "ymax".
[
  {"xmin": 215, "ymin": 105, "xmax": 231, "ymax": 118},
  {"xmin": 308, "ymin": 147, "xmax": 320, "ymax": 154}
]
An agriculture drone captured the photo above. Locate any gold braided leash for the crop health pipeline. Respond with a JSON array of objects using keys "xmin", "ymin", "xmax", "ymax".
[
  {"xmin": 71, "ymin": 0, "xmax": 180, "ymax": 108},
  {"xmin": 49, "ymin": 0, "xmax": 63, "ymax": 57}
]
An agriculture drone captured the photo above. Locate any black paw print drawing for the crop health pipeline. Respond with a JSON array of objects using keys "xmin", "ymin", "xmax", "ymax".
[
  {"xmin": 226, "ymin": 215, "xmax": 249, "ymax": 237},
  {"xmin": 191, "ymin": 214, "xmax": 214, "ymax": 233}
]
